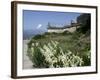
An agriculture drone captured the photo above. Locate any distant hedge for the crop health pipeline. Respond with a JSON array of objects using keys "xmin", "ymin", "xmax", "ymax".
[{"xmin": 32, "ymin": 34, "xmax": 45, "ymax": 40}]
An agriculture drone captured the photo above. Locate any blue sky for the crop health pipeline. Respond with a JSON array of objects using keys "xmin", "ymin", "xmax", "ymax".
[{"xmin": 23, "ymin": 10, "xmax": 81, "ymax": 31}]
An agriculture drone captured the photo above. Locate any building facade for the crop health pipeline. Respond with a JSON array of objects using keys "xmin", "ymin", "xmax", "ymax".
[{"xmin": 47, "ymin": 22, "xmax": 80, "ymax": 33}]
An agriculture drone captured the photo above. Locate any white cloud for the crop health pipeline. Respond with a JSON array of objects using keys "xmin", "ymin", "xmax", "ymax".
[{"xmin": 36, "ymin": 24, "xmax": 42, "ymax": 29}]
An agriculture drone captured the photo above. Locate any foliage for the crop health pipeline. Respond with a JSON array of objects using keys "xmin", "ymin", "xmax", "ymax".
[
  {"xmin": 61, "ymin": 31, "xmax": 72, "ymax": 35},
  {"xmin": 77, "ymin": 13, "xmax": 91, "ymax": 34},
  {"xmin": 27, "ymin": 40, "xmax": 84, "ymax": 68},
  {"xmin": 27, "ymin": 30, "xmax": 91, "ymax": 67},
  {"xmin": 32, "ymin": 34, "xmax": 45, "ymax": 40}
]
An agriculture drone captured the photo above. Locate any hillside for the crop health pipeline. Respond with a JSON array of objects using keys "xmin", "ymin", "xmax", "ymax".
[{"xmin": 27, "ymin": 31, "xmax": 90, "ymax": 68}]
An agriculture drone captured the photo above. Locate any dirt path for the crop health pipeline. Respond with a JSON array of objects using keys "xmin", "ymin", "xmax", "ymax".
[{"xmin": 23, "ymin": 40, "xmax": 33, "ymax": 69}]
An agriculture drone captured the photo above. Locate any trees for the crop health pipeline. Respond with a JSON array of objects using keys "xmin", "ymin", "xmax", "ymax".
[{"xmin": 77, "ymin": 14, "xmax": 91, "ymax": 34}]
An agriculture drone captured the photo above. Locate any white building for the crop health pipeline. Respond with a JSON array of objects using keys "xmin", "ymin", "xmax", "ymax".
[{"xmin": 47, "ymin": 22, "xmax": 80, "ymax": 33}]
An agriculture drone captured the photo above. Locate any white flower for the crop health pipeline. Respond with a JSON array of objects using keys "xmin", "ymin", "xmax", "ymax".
[
  {"xmin": 36, "ymin": 42, "xmax": 39, "ymax": 46},
  {"xmin": 28, "ymin": 40, "xmax": 84, "ymax": 68},
  {"xmin": 32, "ymin": 43, "xmax": 35, "ymax": 46}
]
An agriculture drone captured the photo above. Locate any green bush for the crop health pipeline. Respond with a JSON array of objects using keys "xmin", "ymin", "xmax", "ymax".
[
  {"xmin": 32, "ymin": 34, "xmax": 45, "ymax": 40},
  {"xmin": 44, "ymin": 32, "xmax": 51, "ymax": 35},
  {"xmin": 27, "ymin": 40, "xmax": 84, "ymax": 68},
  {"xmin": 61, "ymin": 31, "xmax": 71, "ymax": 35}
]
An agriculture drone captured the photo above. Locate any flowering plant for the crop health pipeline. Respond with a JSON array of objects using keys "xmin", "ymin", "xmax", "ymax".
[{"xmin": 27, "ymin": 40, "xmax": 84, "ymax": 68}]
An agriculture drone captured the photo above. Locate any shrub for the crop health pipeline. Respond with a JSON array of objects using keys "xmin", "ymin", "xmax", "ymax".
[
  {"xmin": 80, "ymin": 50, "xmax": 91, "ymax": 66},
  {"xmin": 44, "ymin": 32, "xmax": 51, "ymax": 35},
  {"xmin": 61, "ymin": 31, "xmax": 71, "ymax": 35},
  {"xmin": 32, "ymin": 34, "xmax": 45, "ymax": 40},
  {"xmin": 27, "ymin": 40, "xmax": 84, "ymax": 68}
]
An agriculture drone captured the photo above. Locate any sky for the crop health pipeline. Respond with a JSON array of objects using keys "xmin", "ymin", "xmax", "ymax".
[{"xmin": 23, "ymin": 10, "xmax": 81, "ymax": 31}]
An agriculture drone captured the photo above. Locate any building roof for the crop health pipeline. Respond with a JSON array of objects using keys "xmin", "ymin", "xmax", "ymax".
[
  {"xmin": 47, "ymin": 25, "xmax": 74, "ymax": 30},
  {"xmin": 47, "ymin": 22, "xmax": 80, "ymax": 30}
]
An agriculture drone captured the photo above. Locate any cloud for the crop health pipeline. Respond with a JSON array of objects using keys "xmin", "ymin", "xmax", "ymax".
[{"xmin": 36, "ymin": 24, "xmax": 42, "ymax": 29}]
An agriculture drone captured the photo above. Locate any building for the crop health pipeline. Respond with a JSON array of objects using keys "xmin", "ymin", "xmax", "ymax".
[{"xmin": 47, "ymin": 21, "xmax": 80, "ymax": 33}]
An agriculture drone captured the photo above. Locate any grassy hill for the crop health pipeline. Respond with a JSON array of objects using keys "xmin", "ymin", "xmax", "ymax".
[{"xmin": 27, "ymin": 31, "xmax": 90, "ymax": 68}]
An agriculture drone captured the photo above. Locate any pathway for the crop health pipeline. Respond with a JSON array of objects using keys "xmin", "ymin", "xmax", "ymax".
[{"xmin": 23, "ymin": 40, "xmax": 33, "ymax": 69}]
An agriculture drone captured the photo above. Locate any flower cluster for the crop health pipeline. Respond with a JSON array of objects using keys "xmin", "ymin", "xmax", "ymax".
[{"xmin": 27, "ymin": 40, "xmax": 84, "ymax": 68}]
